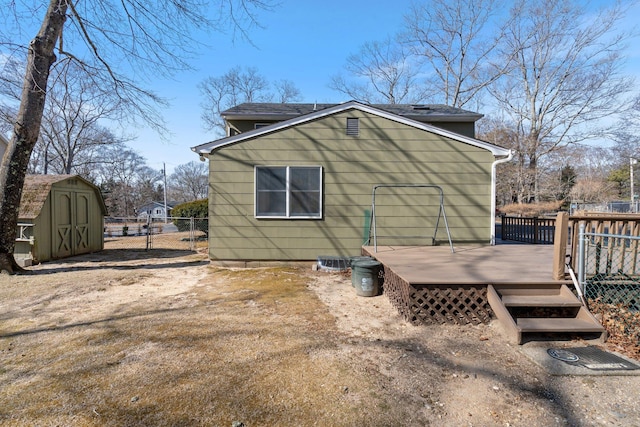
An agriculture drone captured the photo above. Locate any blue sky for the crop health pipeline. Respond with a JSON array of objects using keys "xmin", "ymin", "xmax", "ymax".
[
  {"xmin": 139, "ymin": 0, "xmax": 640, "ymax": 174},
  {"xmin": 135, "ymin": 0, "xmax": 416, "ymax": 173},
  {"xmin": 3, "ymin": 0, "xmax": 638, "ymax": 174}
]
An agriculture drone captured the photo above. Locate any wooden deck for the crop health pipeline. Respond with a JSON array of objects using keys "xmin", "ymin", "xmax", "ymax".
[
  {"xmin": 362, "ymin": 244, "xmax": 569, "ymax": 286},
  {"xmin": 360, "ymin": 244, "xmax": 572, "ymax": 327}
]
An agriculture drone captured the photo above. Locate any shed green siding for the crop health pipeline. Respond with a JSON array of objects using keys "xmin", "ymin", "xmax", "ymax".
[
  {"xmin": 208, "ymin": 110, "xmax": 494, "ymax": 261},
  {"xmin": 16, "ymin": 176, "xmax": 105, "ymax": 263}
]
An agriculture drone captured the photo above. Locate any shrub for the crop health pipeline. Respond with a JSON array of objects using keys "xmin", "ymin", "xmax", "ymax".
[
  {"xmin": 171, "ymin": 199, "xmax": 208, "ymax": 236},
  {"xmin": 498, "ymin": 201, "xmax": 563, "ymax": 217}
]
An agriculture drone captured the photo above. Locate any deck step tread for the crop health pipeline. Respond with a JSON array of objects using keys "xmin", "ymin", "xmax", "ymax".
[
  {"xmin": 516, "ymin": 317, "xmax": 605, "ymax": 333},
  {"xmin": 501, "ymin": 294, "xmax": 582, "ymax": 307}
]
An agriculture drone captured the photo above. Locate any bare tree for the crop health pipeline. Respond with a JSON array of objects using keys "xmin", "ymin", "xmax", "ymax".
[
  {"xmin": 477, "ymin": 116, "xmax": 525, "ymax": 205},
  {"xmin": 25, "ymin": 62, "xmax": 127, "ymax": 174},
  {"xmin": 489, "ymin": 0, "xmax": 635, "ymax": 203},
  {"xmin": 402, "ymin": 0, "xmax": 511, "ymax": 109},
  {"xmin": 199, "ymin": 66, "xmax": 270, "ymax": 132},
  {"xmin": 199, "ymin": 66, "xmax": 302, "ymax": 135},
  {"xmin": 571, "ymin": 177, "xmax": 616, "ymax": 204},
  {"xmin": 0, "ymin": 0, "xmax": 272, "ymax": 273},
  {"xmin": 273, "ymin": 79, "xmax": 302, "ymax": 104},
  {"xmin": 608, "ymin": 94, "xmax": 640, "ymax": 162},
  {"xmin": 97, "ymin": 145, "xmax": 161, "ymax": 217},
  {"xmin": 0, "ymin": 56, "xmax": 22, "ymax": 133},
  {"xmin": 568, "ymin": 144, "xmax": 618, "ymax": 204},
  {"xmin": 329, "ymin": 37, "xmax": 425, "ymax": 104},
  {"xmin": 169, "ymin": 161, "xmax": 209, "ymax": 203}
]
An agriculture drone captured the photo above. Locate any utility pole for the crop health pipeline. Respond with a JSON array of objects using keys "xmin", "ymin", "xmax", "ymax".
[
  {"xmin": 163, "ymin": 162, "xmax": 168, "ymax": 223},
  {"xmin": 631, "ymin": 158, "xmax": 637, "ymax": 213}
]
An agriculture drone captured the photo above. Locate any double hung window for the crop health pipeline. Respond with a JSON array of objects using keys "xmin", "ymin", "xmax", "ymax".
[{"xmin": 255, "ymin": 166, "xmax": 322, "ymax": 218}]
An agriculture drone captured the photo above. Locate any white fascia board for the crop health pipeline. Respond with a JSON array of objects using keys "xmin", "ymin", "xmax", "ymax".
[{"xmin": 191, "ymin": 101, "xmax": 510, "ymax": 157}]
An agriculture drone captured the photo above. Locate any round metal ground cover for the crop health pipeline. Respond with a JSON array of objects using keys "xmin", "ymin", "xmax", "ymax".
[{"xmin": 547, "ymin": 348, "xmax": 580, "ymax": 363}]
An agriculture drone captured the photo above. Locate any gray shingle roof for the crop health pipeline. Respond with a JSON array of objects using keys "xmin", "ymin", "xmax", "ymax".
[
  {"xmin": 221, "ymin": 102, "xmax": 483, "ymax": 122},
  {"xmin": 193, "ymin": 101, "xmax": 508, "ymax": 156}
]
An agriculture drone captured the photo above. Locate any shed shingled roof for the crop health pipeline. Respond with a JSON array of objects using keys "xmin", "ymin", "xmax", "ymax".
[{"xmin": 19, "ymin": 174, "xmax": 106, "ymax": 219}]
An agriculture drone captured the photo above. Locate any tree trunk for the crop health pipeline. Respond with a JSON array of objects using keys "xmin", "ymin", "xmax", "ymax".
[{"xmin": 0, "ymin": 0, "xmax": 67, "ymax": 274}]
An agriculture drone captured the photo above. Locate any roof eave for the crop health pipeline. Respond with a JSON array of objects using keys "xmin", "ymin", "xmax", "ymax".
[
  {"xmin": 401, "ymin": 114, "xmax": 484, "ymax": 123},
  {"xmin": 221, "ymin": 113, "xmax": 299, "ymax": 122},
  {"xmin": 191, "ymin": 101, "xmax": 508, "ymax": 157}
]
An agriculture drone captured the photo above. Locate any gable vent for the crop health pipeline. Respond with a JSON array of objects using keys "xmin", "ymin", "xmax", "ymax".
[{"xmin": 346, "ymin": 117, "xmax": 359, "ymax": 136}]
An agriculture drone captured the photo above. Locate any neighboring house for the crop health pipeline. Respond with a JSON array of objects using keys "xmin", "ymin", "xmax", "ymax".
[
  {"xmin": 136, "ymin": 201, "xmax": 177, "ymax": 221},
  {"xmin": 192, "ymin": 101, "xmax": 512, "ymax": 262},
  {"xmin": 17, "ymin": 174, "xmax": 107, "ymax": 265}
]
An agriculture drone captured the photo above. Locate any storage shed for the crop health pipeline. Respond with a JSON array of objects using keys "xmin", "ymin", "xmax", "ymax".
[{"xmin": 16, "ymin": 174, "xmax": 107, "ymax": 264}]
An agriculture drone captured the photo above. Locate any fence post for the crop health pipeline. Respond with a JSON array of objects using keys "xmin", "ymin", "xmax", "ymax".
[
  {"xmin": 501, "ymin": 214, "xmax": 509, "ymax": 241},
  {"xmin": 145, "ymin": 215, "xmax": 151, "ymax": 251},
  {"xmin": 552, "ymin": 212, "xmax": 569, "ymax": 280},
  {"xmin": 190, "ymin": 217, "xmax": 195, "ymax": 251},
  {"xmin": 577, "ymin": 223, "xmax": 586, "ymax": 294}
]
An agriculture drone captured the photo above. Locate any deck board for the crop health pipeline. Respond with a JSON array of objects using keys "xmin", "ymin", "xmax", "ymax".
[{"xmin": 362, "ymin": 244, "xmax": 568, "ymax": 285}]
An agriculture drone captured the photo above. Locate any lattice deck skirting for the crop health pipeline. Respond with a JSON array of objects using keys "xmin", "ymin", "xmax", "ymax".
[{"xmin": 382, "ymin": 264, "xmax": 493, "ymax": 325}]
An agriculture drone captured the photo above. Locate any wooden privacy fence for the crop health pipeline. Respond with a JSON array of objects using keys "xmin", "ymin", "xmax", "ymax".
[{"xmin": 501, "ymin": 215, "xmax": 556, "ymax": 244}]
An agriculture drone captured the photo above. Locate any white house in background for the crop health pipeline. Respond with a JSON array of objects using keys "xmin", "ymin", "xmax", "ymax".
[{"xmin": 136, "ymin": 201, "xmax": 177, "ymax": 221}]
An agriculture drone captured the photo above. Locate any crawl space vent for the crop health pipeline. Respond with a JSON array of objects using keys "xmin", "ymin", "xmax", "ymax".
[{"xmin": 316, "ymin": 256, "xmax": 350, "ymax": 272}]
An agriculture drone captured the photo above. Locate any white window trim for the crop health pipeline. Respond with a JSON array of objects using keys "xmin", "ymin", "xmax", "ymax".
[{"xmin": 254, "ymin": 165, "xmax": 323, "ymax": 219}]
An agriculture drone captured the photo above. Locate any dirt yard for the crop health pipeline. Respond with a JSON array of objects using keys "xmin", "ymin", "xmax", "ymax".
[{"xmin": 1, "ymin": 249, "xmax": 639, "ymax": 426}]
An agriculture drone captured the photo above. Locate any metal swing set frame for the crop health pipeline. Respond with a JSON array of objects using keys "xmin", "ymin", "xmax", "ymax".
[{"xmin": 370, "ymin": 184, "xmax": 454, "ymax": 253}]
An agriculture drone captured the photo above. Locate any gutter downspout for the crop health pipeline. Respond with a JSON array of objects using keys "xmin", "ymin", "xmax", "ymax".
[
  {"xmin": 490, "ymin": 150, "xmax": 514, "ymax": 245},
  {"xmin": 192, "ymin": 147, "xmax": 212, "ymax": 247}
]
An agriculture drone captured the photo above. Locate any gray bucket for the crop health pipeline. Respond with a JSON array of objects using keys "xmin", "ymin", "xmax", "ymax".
[
  {"xmin": 351, "ymin": 259, "xmax": 382, "ymax": 297},
  {"xmin": 350, "ymin": 256, "xmax": 373, "ymax": 287}
]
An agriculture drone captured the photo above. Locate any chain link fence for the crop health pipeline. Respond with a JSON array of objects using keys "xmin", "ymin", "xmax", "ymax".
[
  {"xmin": 104, "ymin": 217, "xmax": 208, "ymax": 252},
  {"xmin": 577, "ymin": 226, "xmax": 640, "ymax": 348},
  {"xmin": 571, "ymin": 201, "xmax": 640, "ymax": 214}
]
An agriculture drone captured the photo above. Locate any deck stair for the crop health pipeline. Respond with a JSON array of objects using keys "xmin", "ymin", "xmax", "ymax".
[{"xmin": 487, "ymin": 284, "xmax": 606, "ymax": 344}]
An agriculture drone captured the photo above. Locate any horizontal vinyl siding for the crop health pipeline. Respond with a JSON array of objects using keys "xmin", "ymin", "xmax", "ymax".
[
  {"xmin": 209, "ymin": 110, "xmax": 494, "ymax": 260},
  {"xmin": 430, "ymin": 122, "xmax": 476, "ymax": 138}
]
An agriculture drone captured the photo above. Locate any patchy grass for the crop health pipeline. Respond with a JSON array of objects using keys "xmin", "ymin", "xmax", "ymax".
[
  {"xmin": 4, "ymin": 251, "xmax": 640, "ymax": 426},
  {"xmin": 0, "ymin": 262, "xmax": 413, "ymax": 426}
]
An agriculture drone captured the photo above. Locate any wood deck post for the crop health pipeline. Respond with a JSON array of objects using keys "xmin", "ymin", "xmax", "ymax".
[{"xmin": 552, "ymin": 212, "xmax": 569, "ymax": 280}]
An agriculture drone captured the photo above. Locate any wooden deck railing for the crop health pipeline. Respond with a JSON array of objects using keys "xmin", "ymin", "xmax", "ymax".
[
  {"xmin": 552, "ymin": 212, "xmax": 640, "ymax": 280},
  {"xmin": 501, "ymin": 215, "xmax": 556, "ymax": 244}
]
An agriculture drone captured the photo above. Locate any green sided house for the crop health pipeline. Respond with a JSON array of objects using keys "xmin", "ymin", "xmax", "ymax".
[
  {"xmin": 192, "ymin": 101, "xmax": 512, "ymax": 262},
  {"xmin": 16, "ymin": 174, "xmax": 107, "ymax": 265}
]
